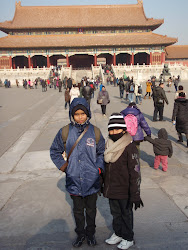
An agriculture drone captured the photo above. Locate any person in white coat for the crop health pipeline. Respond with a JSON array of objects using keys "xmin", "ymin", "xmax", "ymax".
[
  {"xmin": 135, "ymin": 80, "xmax": 142, "ymax": 105},
  {"xmin": 70, "ymin": 84, "xmax": 80, "ymax": 103}
]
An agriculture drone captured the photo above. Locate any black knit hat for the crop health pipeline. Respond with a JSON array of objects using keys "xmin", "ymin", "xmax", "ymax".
[
  {"xmin": 108, "ymin": 113, "xmax": 127, "ymax": 131},
  {"xmin": 72, "ymin": 104, "xmax": 89, "ymax": 117}
]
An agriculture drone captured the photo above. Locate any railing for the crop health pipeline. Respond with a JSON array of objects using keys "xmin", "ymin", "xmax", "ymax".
[
  {"xmin": 0, "ymin": 66, "xmax": 51, "ymax": 84},
  {"xmin": 112, "ymin": 63, "xmax": 188, "ymax": 81}
]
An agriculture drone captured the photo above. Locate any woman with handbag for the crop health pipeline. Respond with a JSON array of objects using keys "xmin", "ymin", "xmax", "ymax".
[
  {"xmin": 97, "ymin": 86, "xmax": 110, "ymax": 116},
  {"xmin": 50, "ymin": 98, "xmax": 105, "ymax": 248}
]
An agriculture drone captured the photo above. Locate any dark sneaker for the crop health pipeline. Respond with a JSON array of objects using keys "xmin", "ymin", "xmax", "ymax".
[
  {"xmin": 87, "ymin": 235, "xmax": 97, "ymax": 246},
  {"xmin": 177, "ymin": 140, "xmax": 183, "ymax": 143},
  {"xmin": 72, "ymin": 235, "xmax": 85, "ymax": 248}
]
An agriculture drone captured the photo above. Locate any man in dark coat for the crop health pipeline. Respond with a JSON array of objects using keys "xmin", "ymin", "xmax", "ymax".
[
  {"xmin": 58, "ymin": 79, "xmax": 62, "ymax": 92},
  {"xmin": 172, "ymin": 92, "xmax": 188, "ymax": 147},
  {"xmin": 67, "ymin": 78, "xmax": 72, "ymax": 90},
  {"xmin": 82, "ymin": 82, "xmax": 93, "ymax": 106},
  {"xmin": 152, "ymin": 82, "xmax": 168, "ymax": 121},
  {"xmin": 119, "ymin": 78, "xmax": 125, "ymax": 99}
]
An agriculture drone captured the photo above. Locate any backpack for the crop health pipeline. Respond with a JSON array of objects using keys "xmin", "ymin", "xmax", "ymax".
[
  {"xmin": 138, "ymin": 85, "xmax": 142, "ymax": 94},
  {"xmin": 62, "ymin": 124, "xmax": 101, "ymax": 150},
  {"xmin": 130, "ymin": 84, "xmax": 134, "ymax": 92},
  {"xmin": 124, "ymin": 114, "xmax": 138, "ymax": 136}
]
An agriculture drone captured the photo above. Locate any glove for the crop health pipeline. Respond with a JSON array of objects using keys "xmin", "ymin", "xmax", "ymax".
[
  {"xmin": 98, "ymin": 168, "xmax": 104, "ymax": 196},
  {"xmin": 134, "ymin": 199, "xmax": 144, "ymax": 210},
  {"xmin": 128, "ymin": 199, "xmax": 144, "ymax": 210}
]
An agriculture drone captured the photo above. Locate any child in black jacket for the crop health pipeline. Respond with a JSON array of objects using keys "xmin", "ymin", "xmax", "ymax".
[
  {"xmin": 144, "ymin": 128, "xmax": 173, "ymax": 172},
  {"xmin": 104, "ymin": 113, "xmax": 143, "ymax": 250}
]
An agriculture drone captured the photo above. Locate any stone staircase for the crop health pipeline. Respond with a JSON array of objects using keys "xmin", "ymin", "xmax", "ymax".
[{"xmin": 71, "ymin": 69, "xmax": 93, "ymax": 83}]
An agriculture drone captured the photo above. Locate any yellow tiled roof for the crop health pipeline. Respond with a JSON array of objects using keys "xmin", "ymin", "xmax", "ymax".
[
  {"xmin": 0, "ymin": 2, "xmax": 163, "ymax": 30},
  {"xmin": 0, "ymin": 32, "xmax": 177, "ymax": 48},
  {"xmin": 165, "ymin": 45, "xmax": 188, "ymax": 59}
]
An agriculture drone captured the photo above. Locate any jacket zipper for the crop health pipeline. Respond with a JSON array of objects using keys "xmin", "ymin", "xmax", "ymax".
[{"xmin": 106, "ymin": 163, "xmax": 111, "ymax": 197}]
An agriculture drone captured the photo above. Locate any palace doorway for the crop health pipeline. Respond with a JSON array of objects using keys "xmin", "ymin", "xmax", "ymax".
[
  {"xmin": 134, "ymin": 52, "xmax": 149, "ymax": 65},
  {"xmin": 12, "ymin": 56, "xmax": 28, "ymax": 68},
  {"xmin": 116, "ymin": 53, "xmax": 131, "ymax": 65},
  {"xmin": 69, "ymin": 54, "xmax": 94, "ymax": 69}
]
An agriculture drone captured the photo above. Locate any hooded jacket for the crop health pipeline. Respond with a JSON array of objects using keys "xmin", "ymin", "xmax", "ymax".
[
  {"xmin": 172, "ymin": 98, "xmax": 188, "ymax": 134},
  {"xmin": 50, "ymin": 98, "xmax": 105, "ymax": 197},
  {"xmin": 121, "ymin": 106, "xmax": 151, "ymax": 141},
  {"xmin": 145, "ymin": 128, "xmax": 173, "ymax": 157}
]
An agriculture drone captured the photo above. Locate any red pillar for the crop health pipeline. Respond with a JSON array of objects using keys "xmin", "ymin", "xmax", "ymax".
[
  {"xmin": 66, "ymin": 54, "xmax": 70, "ymax": 67},
  {"xmin": 94, "ymin": 54, "xmax": 97, "ymax": 66},
  {"xmin": 9, "ymin": 56, "xmax": 12, "ymax": 69},
  {"xmin": 28, "ymin": 55, "xmax": 31, "ymax": 68},
  {"xmin": 150, "ymin": 52, "xmax": 153, "ymax": 65},
  {"xmin": 13, "ymin": 58, "xmax": 16, "ymax": 69},
  {"xmin": 161, "ymin": 52, "xmax": 165, "ymax": 64},
  {"xmin": 131, "ymin": 53, "xmax": 134, "ymax": 65},
  {"xmin": 47, "ymin": 55, "xmax": 50, "ymax": 68},
  {"xmin": 31, "ymin": 57, "xmax": 33, "ymax": 68},
  {"xmin": 113, "ymin": 53, "xmax": 116, "ymax": 66}
]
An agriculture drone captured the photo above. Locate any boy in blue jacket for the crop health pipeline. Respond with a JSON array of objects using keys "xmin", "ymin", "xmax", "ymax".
[{"xmin": 50, "ymin": 98, "xmax": 105, "ymax": 248}]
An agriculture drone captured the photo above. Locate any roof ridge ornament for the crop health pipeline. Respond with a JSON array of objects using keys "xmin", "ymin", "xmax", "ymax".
[
  {"xmin": 137, "ymin": 0, "xmax": 143, "ymax": 5},
  {"xmin": 16, "ymin": 1, "xmax": 21, "ymax": 7}
]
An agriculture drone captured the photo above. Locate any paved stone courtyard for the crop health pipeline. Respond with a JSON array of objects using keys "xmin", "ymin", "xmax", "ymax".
[{"xmin": 0, "ymin": 81, "xmax": 188, "ymax": 249}]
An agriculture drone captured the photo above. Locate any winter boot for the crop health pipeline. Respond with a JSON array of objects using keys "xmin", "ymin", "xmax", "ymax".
[{"xmin": 177, "ymin": 134, "xmax": 183, "ymax": 143}]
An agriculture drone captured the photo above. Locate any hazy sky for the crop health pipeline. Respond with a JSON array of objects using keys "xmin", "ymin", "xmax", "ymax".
[{"xmin": 0, "ymin": 0, "xmax": 187, "ymax": 45}]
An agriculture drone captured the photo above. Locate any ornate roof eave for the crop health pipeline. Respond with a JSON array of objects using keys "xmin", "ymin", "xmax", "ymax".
[
  {"xmin": 0, "ymin": 32, "xmax": 177, "ymax": 49},
  {"xmin": 0, "ymin": 22, "xmax": 164, "ymax": 33}
]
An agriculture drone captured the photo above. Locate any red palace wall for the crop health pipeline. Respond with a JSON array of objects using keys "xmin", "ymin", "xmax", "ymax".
[
  {"xmin": 165, "ymin": 60, "xmax": 188, "ymax": 67},
  {"xmin": 152, "ymin": 52, "xmax": 162, "ymax": 65},
  {"xmin": 0, "ymin": 56, "xmax": 11, "ymax": 69}
]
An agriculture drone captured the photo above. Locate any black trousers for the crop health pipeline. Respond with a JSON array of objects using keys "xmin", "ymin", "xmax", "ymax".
[
  {"xmin": 145, "ymin": 92, "xmax": 151, "ymax": 97},
  {"xmin": 109, "ymin": 199, "xmax": 134, "ymax": 241},
  {"xmin": 153, "ymin": 104, "xmax": 164, "ymax": 121},
  {"xmin": 101, "ymin": 105, "xmax": 106, "ymax": 115},
  {"xmin": 71, "ymin": 193, "xmax": 97, "ymax": 237}
]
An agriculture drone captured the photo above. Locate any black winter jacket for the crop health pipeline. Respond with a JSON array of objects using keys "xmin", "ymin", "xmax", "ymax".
[
  {"xmin": 82, "ymin": 85, "xmax": 92, "ymax": 100},
  {"xmin": 103, "ymin": 142, "xmax": 141, "ymax": 202},
  {"xmin": 153, "ymin": 86, "xmax": 168, "ymax": 105},
  {"xmin": 172, "ymin": 98, "xmax": 188, "ymax": 134},
  {"xmin": 145, "ymin": 128, "xmax": 173, "ymax": 157}
]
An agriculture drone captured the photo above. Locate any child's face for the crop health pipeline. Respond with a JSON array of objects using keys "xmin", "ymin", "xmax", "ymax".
[
  {"xmin": 109, "ymin": 129, "xmax": 124, "ymax": 135},
  {"xmin": 74, "ymin": 109, "xmax": 87, "ymax": 124}
]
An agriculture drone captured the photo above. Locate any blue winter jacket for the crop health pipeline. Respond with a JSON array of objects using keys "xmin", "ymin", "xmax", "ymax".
[
  {"xmin": 50, "ymin": 98, "xmax": 105, "ymax": 197},
  {"xmin": 121, "ymin": 106, "xmax": 151, "ymax": 141}
]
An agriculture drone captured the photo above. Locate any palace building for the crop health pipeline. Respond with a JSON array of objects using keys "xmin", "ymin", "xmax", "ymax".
[{"xmin": 0, "ymin": 0, "xmax": 177, "ymax": 69}]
